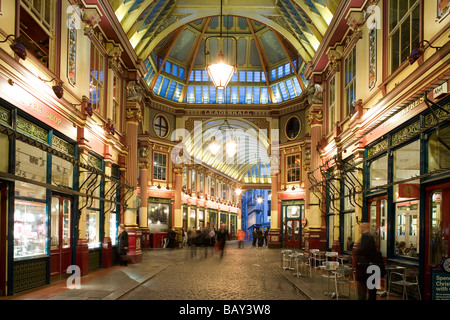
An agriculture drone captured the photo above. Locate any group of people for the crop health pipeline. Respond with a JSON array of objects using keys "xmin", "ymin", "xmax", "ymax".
[{"xmin": 252, "ymin": 227, "xmax": 269, "ymax": 247}]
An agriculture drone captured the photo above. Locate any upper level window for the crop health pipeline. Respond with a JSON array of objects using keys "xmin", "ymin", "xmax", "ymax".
[
  {"xmin": 153, "ymin": 115, "xmax": 169, "ymax": 138},
  {"xmin": 389, "ymin": 0, "xmax": 420, "ymax": 73},
  {"xmin": 153, "ymin": 152, "xmax": 167, "ymax": 181},
  {"xmin": 90, "ymin": 45, "xmax": 105, "ymax": 115},
  {"xmin": 20, "ymin": 0, "xmax": 55, "ymax": 69},
  {"xmin": 328, "ymin": 76, "xmax": 336, "ymax": 131},
  {"xmin": 112, "ymin": 72, "xmax": 122, "ymax": 132},
  {"xmin": 286, "ymin": 154, "xmax": 300, "ymax": 182},
  {"xmin": 344, "ymin": 46, "xmax": 357, "ymax": 118}
]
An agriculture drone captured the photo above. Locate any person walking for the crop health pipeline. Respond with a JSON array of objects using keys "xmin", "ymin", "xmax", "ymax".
[
  {"xmin": 216, "ymin": 223, "xmax": 229, "ymax": 258},
  {"xmin": 264, "ymin": 228, "xmax": 269, "ymax": 246},
  {"xmin": 237, "ymin": 229, "xmax": 245, "ymax": 249},
  {"xmin": 257, "ymin": 228, "xmax": 263, "ymax": 247},
  {"xmin": 354, "ymin": 232, "xmax": 385, "ymax": 300},
  {"xmin": 252, "ymin": 228, "xmax": 257, "ymax": 247},
  {"xmin": 118, "ymin": 224, "xmax": 129, "ymax": 266},
  {"xmin": 167, "ymin": 227, "xmax": 177, "ymax": 249}
]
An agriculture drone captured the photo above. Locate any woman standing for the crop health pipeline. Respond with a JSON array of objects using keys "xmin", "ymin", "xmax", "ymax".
[{"xmin": 118, "ymin": 224, "xmax": 129, "ymax": 266}]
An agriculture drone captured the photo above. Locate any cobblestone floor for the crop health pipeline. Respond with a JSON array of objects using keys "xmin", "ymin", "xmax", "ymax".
[{"xmin": 120, "ymin": 241, "xmax": 308, "ymax": 300}]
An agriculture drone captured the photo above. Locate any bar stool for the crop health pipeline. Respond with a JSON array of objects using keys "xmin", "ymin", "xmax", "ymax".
[
  {"xmin": 281, "ymin": 249, "xmax": 293, "ymax": 270},
  {"xmin": 314, "ymin": 251, "xmax": 326, "ymax": 270},
  {"xmin": 292, "ymin": 253, "xmax": 308, "ymax": 277},
  {"xmin": 334, "ymin": 265, "xmax": 355, "ymax": 300},
  {"xmin": 320, "ymin": 261, "xmax": 339, "ymax": 297}
]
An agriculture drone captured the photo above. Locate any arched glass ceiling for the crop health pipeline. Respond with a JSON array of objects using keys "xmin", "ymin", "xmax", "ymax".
[{"xmin": 111, "ymin": 1, "xmax": 340, "ymax": 105}]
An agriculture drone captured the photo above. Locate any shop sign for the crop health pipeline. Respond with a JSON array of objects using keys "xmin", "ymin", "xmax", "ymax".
[
  {"xmin": 0, "ymin": 76, "xmax": 77, "ymax": 137},
  {"xmin": 432, "ymin": 258, "xmax": 450, "ymax": 300}
]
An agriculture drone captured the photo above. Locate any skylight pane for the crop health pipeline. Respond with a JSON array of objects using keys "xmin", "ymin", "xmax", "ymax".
[
  {"xmin": 187, "ymin": 86, "xmax": 195, "ymax": 103},
  {"xmin": 262, "ymin": 71, "xmax": 266, "ymax": 83},
  {"xmin": 272, "ymin": 85, "xmax": 282, "ymax": 103},
  {"xmin": 225, "ymin": 87, "xmax": 231, "ymax": 104},
  {"xmin": 245, "ymin": 87, "xmax": 253, "ymax": 104},
  {"xmin": 166, "ymin": 81, "xmax": 176, "ymax": 100},
  {"xmin": 239, "ymin": 87, "xmax": 245, "ymax": 104},
  {"xmin": 172, "ymin": 64, "xmax": 178, "ymax": 77},
  {"xmin": 195, "ymin": 70, "xmax": 202, "ymax": 81},
  {"xmin": 153, "ymin": 75, "xmax": 163, "ymax": 94},
  {"xmin": 195, "ymin": 86, "xmax": 202, "ymax": 103},
  {"xmin": 261, "ymin": 87, "xmax": 268, "ymax": 104},
  {"xmin": 279, "ymin": 82, "xmax": 289, "ymax": 101},
  {"xmin": 210, "ymin": 87, "xmax": 216, "ymax": 104},
  {"xmin": 231, "ymin": 87, "xmax": 238, "ymax": 104},
  {"xmin": 277, "ymin": 66, "xmax": 283, "ymax": 78},
  {"xmin": 179, "ymin": 67, "xmax": 185, "ymax": 79},
  {"xmin": 189, "ymin": 71, "xmax": 194, "ymax": 81},
  {"xmin": 253, "ymin": 87, "xmax": 260, "ymax": 104},
  {"xmin": 254, "ymin": 71, "xmax": 261, "ymax": 82},
  {"xmin": 202, "ymin": 86, "xmax": 209, "ymax": 103},
  {"xmin": 270, "ymin": 69, "xmax": 276, "ymax": 81},
  {"xmin": 285, "ymin": 79, "xmax": 295, "ymax": 98},
  {"xmin": 293, "ymin": 77, "xmax": 302, "ymax": 94},
  {"xmin": 239, "ymin": 71, "xmax": 246, "ymax": 82},
  {"xmin": 284, "ymin": 63, "xmax": 290, "ymax": 76},
  {"xmin": 232, "ymin": 72, "xmax": 238, "ymax": 82},
  {"xmin": 173, "ymin": 83, "xmax": 183, "ymax": 102},
  {"xmin": 247, "ymin": 71, "xmax": 253, "ymax": 82},
  {"xmin": 165, "ymin": 61, "xmax": 171, "ymax": 74},
  {"xmin": 160, "ymin": 78, "xmax": 170, "ymax": 97},
  {"xmin": 202, "ymin": 70, "xmax": 209, "ymax": 82},
  {"xmin": 217, "ymin": 88, "xmax": 224, "ymax": 104}
]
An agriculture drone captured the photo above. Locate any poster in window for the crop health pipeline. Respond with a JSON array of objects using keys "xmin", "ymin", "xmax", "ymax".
[
  {"xmin": 67, "ymin": 15, "xmax": 77, "ymax": 86},
  {"xmin": 438, "ymin": 0, "xmax": 449, "ymax": 19}
]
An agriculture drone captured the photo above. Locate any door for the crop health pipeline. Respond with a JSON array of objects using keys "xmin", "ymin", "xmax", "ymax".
[
  {"xmin": 424, "ymin": 183, "xmax": 450, "ymax": 300},
  {"xmin": 368, "ymin": 196, "xmax": 388, "ymax": 258},
  {"xmin": 285, "ymin": 219, "xmax": 301, "ymax": 248},
  {"xmin": 0, "ymin": 183, "xmax": 7, "ymax": 296},
  {"xmin": 50, "ymin": 195, "xmax": 72, "ymax": 278}
]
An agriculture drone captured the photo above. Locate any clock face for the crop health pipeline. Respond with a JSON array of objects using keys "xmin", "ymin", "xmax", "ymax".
[{"xmin": 442, "ymin": 258, "xmax": 450, "ymax": 273}]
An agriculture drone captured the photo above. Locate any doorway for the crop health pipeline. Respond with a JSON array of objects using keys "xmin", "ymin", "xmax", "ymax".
[
  {"xmin": 424, "ymin": 182, "xmax": 450, "ymax": 300},
  {"xmin": 368, "ymin": 196, "xmax": 388, "ymax": 258},
  {"xmin": 283, "ymin": 201, "xmax": 305, "ymax": 249},
  {"xmin": 50, "ymin": 195, "xmax": 73, "ymax": 278}
]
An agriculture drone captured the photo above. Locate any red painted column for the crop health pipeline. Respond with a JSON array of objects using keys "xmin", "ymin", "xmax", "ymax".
[{"xmin": 138, "ymin": 141, "xmax": 150, "ymax": 248}]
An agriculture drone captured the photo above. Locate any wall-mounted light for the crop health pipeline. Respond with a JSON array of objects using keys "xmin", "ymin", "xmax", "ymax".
[
  {"xmin": 409, "ymin": 40, "xmax": 442, "ymax": 65},
  {"xmin": 0, "ymin": 34, "xmax": 27, "ymax": 60},
  {"xmin": 38, "ymin": 77, "xmax": 64, "ymax": 99}
]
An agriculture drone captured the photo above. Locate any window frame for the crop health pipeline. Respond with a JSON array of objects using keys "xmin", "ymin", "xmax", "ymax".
[
  {"xmin": 343, "ymin": 45, "xmax": 357, "ymax": 118},
  {"xmin": 153, "ymin": 114, "xmax": 170, "ymax": 139}
]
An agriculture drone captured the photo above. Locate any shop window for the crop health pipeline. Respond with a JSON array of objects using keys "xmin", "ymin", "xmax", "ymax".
[
  {"xmin": 210, "ymin": 178, "xmax": 215, "ymax": 197},
  {"xmin": 0, "ymin": 132, "xmax": 9, "ymax": 173},
  {"xmin": 328, "ymin": 76, "xmax": 336, "ymax": 131},
  {"xmin": 153, "ymin": 152, "xmax": 167, "ymax": 181},
  {"xmin": 153, "ymin": 115, "xmax": 169, "ymax": 138},
  {"xmin": 15, "ymin": 140, "xmax": 47, "ymax": 199},
  {"xmin": 50, "ymin": 197, "xmax": 71, "ymax": 250},
  {"xmin": 428, "ymin": 126, "xmax": 450, "ymax": 172},
  {"xmin": 286, "ymin": 205, "xmax": 302, "ymax": 218},
  {"xmin": 344, "ymin": 46, "xmax": 357, "ymax": 117},
  {"xmin": 328, "ymin": 215, "xmax": 334, "ymax": 249},
  {"xmin": 343, "ymin": 212, "xmax": 356, "ymax": 252},
  {"xmin": 286, "ymin": 154, "xmax": 301, "ymax": 182},
  {"xmin": 148, "ymin": 203, "xmax": 169, "ymax": 233},
  {"xmin": 51, "ymin": 156, "xmax": 74, "ymax": 188},
  {"xmin": 20, "ymin": 0, "xmax": 55, "ymax": 69},
  {"xmin": 90, "ymin": 45, "xmax": 105, "ymax": 115},
  {"xmin": 198, "ymin": 210, "xmax": 204, "ymax": 229},
  {"xmin": 199, "ymin": 173, "xmax": 204, "ymax": 193},
  {"xmin": 395, "ymin": 201, "xmax": 419, "ymax": 257},
  {"xmin": 86, "ymin": 210, "xmax": 100, "ymax": 249},
  {"xmin": 13, "ymin": 200, "xmax": 47, "ymax": 259},
  {"xmin": 369, "ymin": 154, "xmax": 388, "ymax": 188},
  {"xmin": 389, "ymin": 0, "xmax": 420, "ymax": 73},
  {"xmin": 110, "ymin": 211, "xmax": 117, "ymax": 246},
  {"xmin": 183, "ymin": 167, "xmax": 187, "ymax": 189},
  {"xmin": 393, "ymin": 140, "xmax": 420, "ymax": 201}
]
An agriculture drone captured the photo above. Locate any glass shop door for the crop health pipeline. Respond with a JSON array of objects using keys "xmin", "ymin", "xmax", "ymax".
[
  {"xmin": 50, "ymin": 195, "xmax": 72, "ymax": 278},
  {"xmin": 368, "ymin": 196, "xmax": 388, "ymax": 259},
  {"xmin": 0, "ymin": 183, "xmax": 7, "ymax": 295}
]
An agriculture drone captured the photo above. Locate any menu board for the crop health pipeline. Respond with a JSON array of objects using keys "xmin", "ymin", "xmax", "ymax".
[{"xmin": 432, "ymin": 258, "xmax": 450, "ymax": 300}]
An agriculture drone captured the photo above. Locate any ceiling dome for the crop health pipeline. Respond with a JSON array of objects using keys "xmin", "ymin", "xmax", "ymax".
[{"xmin": 111, "ymin": 0, "xmax": 339, "ymax": 105}]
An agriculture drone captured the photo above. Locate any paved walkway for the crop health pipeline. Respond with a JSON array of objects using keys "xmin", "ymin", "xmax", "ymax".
[{"xmin": 1, "ymin": 241, "xmax": 398, "ymax": 301}]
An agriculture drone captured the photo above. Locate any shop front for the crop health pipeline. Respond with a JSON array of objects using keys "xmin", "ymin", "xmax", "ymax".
[
  {"xmin": 364, "ymin": 94, "xmax": 450, "ymax": 300},
  {"xmin": 148, "ymin": 197, "xmax": 171, "ymax": 248}
]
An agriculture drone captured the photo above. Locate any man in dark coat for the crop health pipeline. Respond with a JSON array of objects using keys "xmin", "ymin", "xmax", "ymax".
[
  {"xmin": 216, "ymin": 223, "xmax": 229, "ymax": 258},
  {"xmin": 167, "ymin": 227, "xmax": 177, "ymax": 249},
  {"xmin": 118, "ymin": 224, "xmax": 129, "ymax": 266},
  {"xmin": 257, "ymin": 228, "xmax": 263, "ymax": 247},
  {"xmin": 252, "ymin": 228, "xmax": 257, "ymax": 247}
]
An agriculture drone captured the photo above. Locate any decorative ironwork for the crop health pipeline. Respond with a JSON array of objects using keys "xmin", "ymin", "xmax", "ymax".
[
  {"xmin": 0, "ymin": 105, "xmax": 11, "ymax": 125},
  {"xmin": 367, "ymin": 138, "xmax": 388, "ymax": 157},
  {"xmin": 52, "ymin": 135, "xmax": 75, "ymax": 157},
  {"xmin": 391, "ymin": 120, "xmax": 421, "ymax": 146},
  {"xmin": 16, "ymin": 116, "xmax": 48, "ymax": 143}
]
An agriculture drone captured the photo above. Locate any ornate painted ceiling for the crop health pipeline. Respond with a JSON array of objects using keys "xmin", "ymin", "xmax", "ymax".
[{"xmin": 109, "ymin": 0, "xmax": 340, "ymax": 105}]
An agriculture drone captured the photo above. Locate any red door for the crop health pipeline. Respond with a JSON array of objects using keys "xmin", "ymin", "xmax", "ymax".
[
  {"xmin": 368, "ymin": 196, "xmax": 388, "ymax": 259},
  {"xmin": 0, "ymin": 183, "xmax": 7, "ymax": 296},
  {"xmin": 424, "ymin": 182, "xmax": 450, "ymax": 300},
  {"xmin": 285, "ymin": 220, "xmax": 301, "ymax": 248},
  {"xmin": 50, "ymin": 196, "xmax": 72, "ymax": 278}
]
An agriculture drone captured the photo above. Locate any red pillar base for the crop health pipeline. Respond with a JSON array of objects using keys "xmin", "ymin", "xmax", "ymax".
[
  {"xmin": 268, "ymin": 229, "xmax": 282, "ymax": 248},
  {"xmin": 102, "ymin": 237, "xmax": 112, "ymax": 268},
  {"xmin": 126, "ymin": 228, "xmax": 143, "ymax": 264},
  {"xmin": 304, "ymin": 228, "xmax": 327, "ymax": 252},
  {"xmin": 331, "ymin": 240, "xmax": 341, "ymax": 254},
  {"xmin": 76, "ymin": 239, "xmax": 89, "ymax": 276}
]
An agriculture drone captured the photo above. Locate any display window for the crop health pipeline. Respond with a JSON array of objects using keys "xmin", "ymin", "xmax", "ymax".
[
  {"xmin": 189, "ymin": 208, "xmax": 197, "ymax": 229},
  {"xmin": 13, "ymin": 200, "xmax": 47, "ymax": 259},
  {"xmin": 87, "ymin": 210, "xmax": 100, "ymax": 248},
  {"xmin": 369, "ymin": 154, "xmax": 388, "ymax": 188},
  {"xmin": 428, "ymin": 125, "xmax": 450, "ymax": 172},
  {"xmin": 110, "ymin": 211, "xmax": 118, "ymax": 246},
  {"xmin": 148, "ymin": 203, "xmax": 169, "ymax": 232}
]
